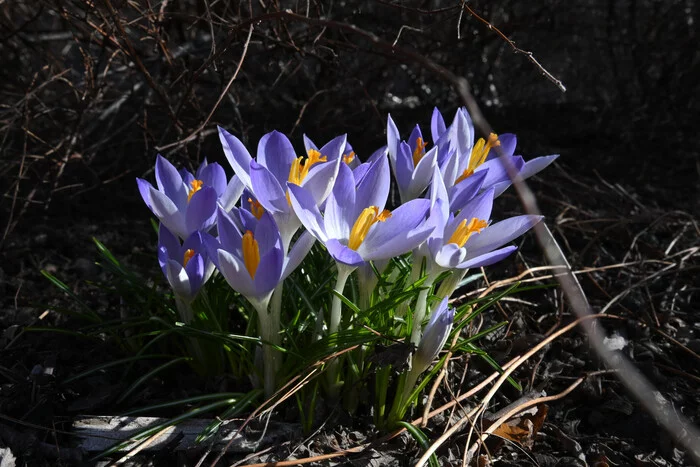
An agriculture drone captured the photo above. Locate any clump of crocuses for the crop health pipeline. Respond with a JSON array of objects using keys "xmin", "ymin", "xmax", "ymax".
[{"xmin": 136, "ymin": 106, "xmax": 558, "ymax": 427}]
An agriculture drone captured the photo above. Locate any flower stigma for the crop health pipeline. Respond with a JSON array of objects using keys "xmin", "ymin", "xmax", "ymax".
[
  {"xmin": 183, "ymin": 249, "xmax": 195, "ymax": 267},
  {"xmin": 248, "ymin": 197, "xmax": 265, "ymax": 220},
  {"xmin": 348, "ymin": 206, "xmax": 392, "ymax": 250},
  {"xmin": 455, "ymin": 133, "xmax": 500, "ymax": 184},
  {"xmin": 187, "ymin": 179, "xmax": 204, "ymax": 202},
  {"xmin": 342, "ymin": 151, "xmax": 356, "ymax": 165},
  {"xmin": 242, "ymin": 230, "xmax": 260, "ymax": 279},
  {"xmin": 447, "ymin": 218, "xmax": 489, "ymax": 248},
  {"xmin": 412, "ymin": 137, "xmax": 428, "ymax": 167}
]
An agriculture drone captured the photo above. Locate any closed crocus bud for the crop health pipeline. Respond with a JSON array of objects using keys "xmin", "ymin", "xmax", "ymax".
[{"xmin": 413, "ymin": 297, "xmax": 455, "ymax": 374}]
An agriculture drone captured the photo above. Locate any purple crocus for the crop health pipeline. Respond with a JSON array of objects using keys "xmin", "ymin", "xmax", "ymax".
[
  {"xmin": 387, "ymin": 115, "xmax": 438, "ymax": 203},
  {"xmin": 413, "ymin": 296, "xmax": 455, "ymax": 373},
  {"xmin": 426, "ymin": 169, "xmax": 543, "ymax": 272},
  {"xmin": 433, "ymin": 107, "xmax": 559, "ymax": 198},
  {"xmin": 288, "ymin": 155, "xmax": 434, "ymax": 268},
  {"xmin": 157, "ymin": 224, "xmax": 212, "ymax": 303},
  {"xmin": 205, "ymin": 206, "xmax": 314, "ymax": 306},
  {"xmin": 137, "ymin": 156, "xmax": 244, "ymax": 240},
  {"xmin": 218, "ymin": 127, "xmax": 341, "ymax": 251}
]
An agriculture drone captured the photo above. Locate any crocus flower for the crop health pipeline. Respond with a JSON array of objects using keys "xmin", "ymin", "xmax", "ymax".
[
  {"xmin": 433, "ymin": 107, "xmax": 559, "ymax": 198},
  {"xmin": 157, "ymin": 224, "xmax": 212, "ymax": 303},
  {"xmin": 413, "ymin": 296, "xmax": 455, "ymax": 374},
  {"xmin": 205, "ymin": 206, "xmax": 314, "ymax": 307},
  {"xmin": 218, "ymin": 127, "xmax": 341, "ymax": 251},
  {"xmin": 288, "ymin": 155, "xmax": 434, "ymax": 268},
  {"xmin": 387, "ymin": 115, "xmax": 438, "ymax": 203},
  {"xmin": 137, "ymin": 155, "xmax": 244, "ymax": 240}
]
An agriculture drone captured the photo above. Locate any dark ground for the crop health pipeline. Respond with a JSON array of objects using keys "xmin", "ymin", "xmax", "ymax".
[{"xmin": 1, "ymin": 1, "xmax": 699, "ymax": 465}]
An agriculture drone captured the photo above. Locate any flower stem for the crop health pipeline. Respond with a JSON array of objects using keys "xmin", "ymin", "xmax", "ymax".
[
  {"xmin": 396, "ymin": 255, "xmax": 424, "ymax": 319},
  {"xmin": 252, "ymin": 298, "xmax": 277, "ymax": 398},
  {"xmin": 409, "ymin": 272, "xmax": 438, "ymax": 346},
  {"xmin": 327, "ymin": 263, "xmax": 355, "ymax": 398},
  {"xmin": 436, "ymin": 269, "xmax": 468, "ymax": 298}
]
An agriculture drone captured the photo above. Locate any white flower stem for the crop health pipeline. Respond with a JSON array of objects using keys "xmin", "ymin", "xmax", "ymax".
[
  {"xmin": 436, "ymin": 268, "xmax": 468, "ymax": 299},
  {"xmin": 175, "ymin": 296, "xmax": 206, "ymax": 368},
  {"xmin": 327, "ymin": 263, "xmax": 355, "ymax": 398},
  {"xmin": 252, "ymin": 298, "xmax": 277, "ymax": 398},
  {"xmin": 409, "ymin": 272, "xmax": 438, "ymax": 346},
  {"xmin": 396, "ymin": 255, "xmax": 424, "ymax": 319}
]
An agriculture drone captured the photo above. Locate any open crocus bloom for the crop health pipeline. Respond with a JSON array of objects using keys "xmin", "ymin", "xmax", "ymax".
[
  {"xmin": 432, "ymin": 107, "xmax": 559, "ymax": 198},
  {"xmin": 157, "ymin": 224, "xmax": 212, "ymax": 302},
  {"xmin": 205, "ymin": 206, "xmax": 314, "ymax": 305},
  {"xmin": 218, "ymin": 127, "xmax": 341, "ymax": 251},
  {"xmin": 413, "ymin": 296, "xmax": 455, "ymax": 373},
  {"xmin": 387, "ymin": 115, "xmax": 439, "ymax": 203},
  {"xmin": 424, "ymin": 168, "xmax": 543, "ymax": 272},
  {"xmin": 288, "ymin": 155, "xmax": 434, "ymax": 267},
  {"xmin": 137, "ymin": 155, "xmax": 244, "ymax": 240}
]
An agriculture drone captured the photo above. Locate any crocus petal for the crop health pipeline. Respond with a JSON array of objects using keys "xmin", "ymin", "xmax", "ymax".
[
  {"xmin": 216, "ymin": 207, "xmax": 243, "ymax": 255},
  {"xmin": 288, "ymin": 183, "xmax": 328, "ymax": 242},
  {"xmin": 435, "ymin": 243, "xmax": 467, "ymax": 269},
  {"xmin": 158, "ymin": 224, "xmax": 182, "ymax": 270},
  {"xmin": 489, "ymin": 133, "xmax": 517, "ymax": 160},
  {"xmin": 249, "ymin": 160, "xmax": 288, "ymax": 213},
  {"xmin": 466, "ymin": 215, "xmax": 543, "ymax": 257},
  {"xmin": 136, "ymin": 178, "xmax": 154, "ymax": 210},
  {"xmin": 458, "ymin": 245, "xmax": 517, "ymax": 269},
  {"xmin": 405, "ymin": 145, "xmax": 438, "ymax": 201},
  {"xmin": 185, "ymin": 186, "xmax": 217, "ymax": 234},
  {"xmin": 201, "ymin": 232, "xmax": 222, "ymax": 269},
  {"xmin": 326, "ymin": 238, "xmax": 364, "ymax": 267},
  {"xmin": 448, "ymin": 170, "xmax": 488, "ymax": 213},
  {"xmin": 184, "ymin": 253, "xmax": 205, "ymax": 295},
  {"xmin": 219, "ymin": 175, "xmax": 245, "ymax": 211},
  {"xmin": 198, "ymin": 162, "xmax": 227, "ymax": 196},
  {"xmin": 477, "ymin": 156, "xmax": 524, "ymax": 188},
  {"xmin": 447, "ymin": 188, "xmax": 495, "ymax": 240},
  {"xmin": 257, "ymin": 131, "xmax": 296, "ymax": 186},
  {"xmin": 218, "ymin": 126, "xmax": 253, "ymax": 188},
  {"xmin": 394, "ymin": 142, "xmax": 413, "ymax": 194},
  {"xmin": 254, "ymin": 244, "xmax": 283, "ymax": 296},
  {"xmin": 252, "ymin": 211, "xmax": 280, "ymax": 254},
  {"xmin": 323, "ymin": 163, "xmax": 354, "ymax": 241},
  {"xmin": 155, "ymin": 155, "xmax": 188, "ymax": 208},
  {"xmin": 519, "ymin": 155, "xmax": 559, "ymax": 180},
  {"xmin": 355, "ymin": 155, "xmax": 390, "ymax": 216},
  {"xmin": 302, "ymin": 157, "xmax": 342, "ymax": 207},
  {"xmin": 358, "ymin": 199, "xmax": 433, "ymax": 260},
  {"xmin": 408, "ymin": 125, "xmax": 423, "ymax": 158},
  {"xmin": 165, "ymin": 258, "xmax": 192, "ymax": 300},
  {"xmin": 303, "ymin": 134, "xmax": 318, "ymax": 153},
  {"xmin": 318, "ymin": 134, "xmax": 347, "ymax": 162},
  {"xmin": 414, "ymin": 296, "xmax": 454, "ymax": 371},
  {"xmin": 180, "ymin": 169, "xmax": 195, "ymax": 187},
  {"xmin": 386, "ymin": 114, "xmax": 400, "ymax": 165},
  {"xmin": 218, "ymin": 249, "xmax": 256, "ymax": 299},
  {"xmin": 431, "ymin": 107, "xmax": 446, "ymax": 143},
  {"xmin": 148, "ymin": 186, "xmax": 187, "ymax": 239},
  {"xmin": 281, "ymin": 231, "xmax": 316, "ymax": 281}
]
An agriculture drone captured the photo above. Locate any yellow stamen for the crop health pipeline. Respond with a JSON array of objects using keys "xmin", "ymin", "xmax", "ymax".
[
  {"xmin": 187, "ymin": 179, "xmax": 204, "ymax": 202},
  {"xmin": 412, "ymin": 137, "xmax": 428, "ymax": 167},
  {"xmin": 242, "ymin": 230, "xmax": 260, "ymax": 279},
  {"xmin": 342, "ymin": 151, "xmax": 356, "ymax": 165},
  {"xmin": 447, "ymin": 218, "xmax": 489, "ymax": 248},
  {"xmin": 454, "ymin": 133, "xmax": 500, "ymax": 185},
  {"xmin": 348, "ymin": 206, "xmax": 392, "ymax": 250},
  {"xmin": 287, "ymin": 149, "xmax": 328, "ymax": 204},
  {"xmin": 183, "ymin": 249, "xmax": 195, "ymax": 267},
  {"xmin": 248, "ymin": 197, "xmax": 265, "ymax": 220}
]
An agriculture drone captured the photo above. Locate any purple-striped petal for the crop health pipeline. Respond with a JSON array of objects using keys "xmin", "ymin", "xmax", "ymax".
[
  {"xmin": 288, "ymin": 183, "xmax": 327, "ymax": 242},
  {"xmin": 355, "ymin": 155, "xmax": 390, "ymax": 217},
  {"xmin": 184, "ymin": 253, "xmax": 205, "ymax": 295},
  {"xmin": 136, "ymin": 178, "xmax": 154, "ymax": 210},
  {"xmin": 219, "ymin": 175, "xmax": 244, "ymax": 211},
  {"xmin": 431, "ymin": 107, "xmax": 447, "ymax": 143},
  {"xmin": 155, "ymin": 155, "xmax": 187, "ymax": 208},
  {"xmin": 519, "ymin": 155, "xmax": 559, "ymax": 180},
  {"xmin": 164, "ymin": 258, "xmax": 191, "ymax": 299},
  {"xmin": 435, "ymin": 243, "xmax": 467, "ymax": 269},
  {"xmin": 216, "ymin": 207, "xmax": 243, "ymax": 255},
  {"xmin": 198, "ymin": 162, "xmax": 227, "ymax": 197},
  {"xmin": 148, "ymin": 187, "xmax": 187, "ymax": 239},
  {"xmin": 253, "ymin": 244, "xmax": 283, "ymax": 296},
  {"xmin": 281, "ymin": 231, "xmax": 315, "ymax": 281},
  {"xmin": 386, "ymin": 114, "xmax": 400, "ymax": 165},
  {"xmin": 448, "ymin": 170, "xmax": 488, "ymax": 213},
  {"xmin": 459, "ymin": 245, "xmax": 518, "ymax": 269},
  {"xmin": 323, "ymin": 163, "xmax": 354, "ymax": 241},
  {"xmin": 302, "ymin": 157, "xmax": 342, "ymax": 206},
  {"xmin": 218, "ymin": 249, "xmax": 256, "ymax": 299}
]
